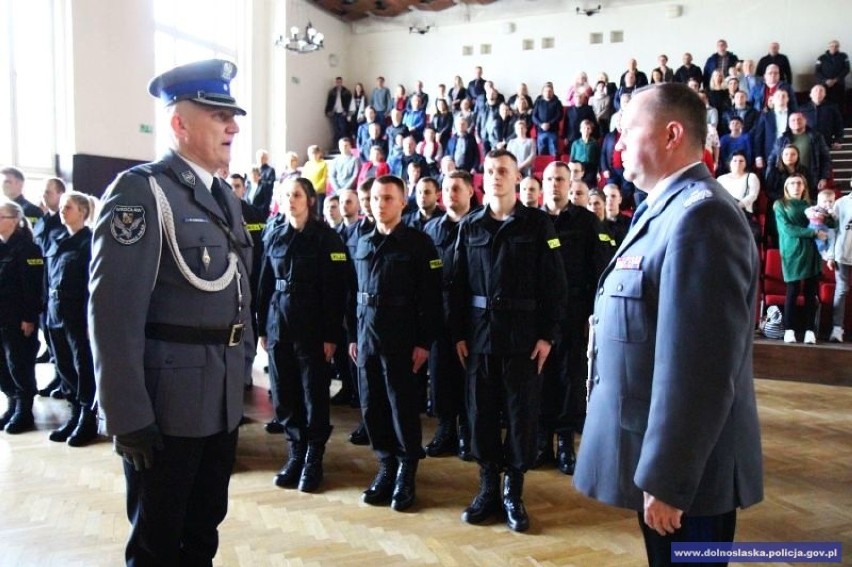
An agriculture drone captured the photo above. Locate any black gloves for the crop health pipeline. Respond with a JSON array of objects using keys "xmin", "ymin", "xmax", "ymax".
[{"xmin": 114, "ymin": 423, "xmax": 164, "ymax": 471}]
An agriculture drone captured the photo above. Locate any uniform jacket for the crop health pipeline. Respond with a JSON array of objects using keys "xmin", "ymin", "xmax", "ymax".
[
  {"xmin": 574, "ymin": 163, "xmax": 763, "ymax": 516},
  {"xmin": 256, "ymin": 217, "xmax": 348, "ymax": 347},
  {"xmin": 14, "ymin": 195, "xmax": 43, "ymax": 226},
  {"xmin": 0, "ymin": 230, "xmax": 43, "ymax": 326},
  {"xmin": 816, "ymin": 50, "xmax": 850, "ymax": 83},
  {"xmin": 449, "ymin": 204, "xmax": 567, "ymax": 355},
  {"xmin": 348, "ymin": 223, "xmax": 442, "ymax": 364},
  {"xmin": 249, "ymin": 163, "xmax": 276, "ymax": 215},
  {"xmin": 774, "ymin": 199, "xmax": 822, "ymax": 282},
  {"xmin": 32, "ymin": 212, "xmax": 64, "ymax": 254},
  {"xmin": 549, "ymin": 205, "xmax": 608, "ymax": 315},
  {"xmin": 90, "ymin": 150, "xmax": 254, "ymax": 438},
  {"xmin": 44, "ymin": 227, "xmax": 92, "ymax": 331},
  {"xmin": 424, "ymin": 211, "xmax": 473, "ymax": 325}
]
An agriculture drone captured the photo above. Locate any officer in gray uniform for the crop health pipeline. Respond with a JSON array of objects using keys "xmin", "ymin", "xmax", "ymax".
[{"xmin": 89, "ymin": 59, "xmax": 253, "ymax": 566}]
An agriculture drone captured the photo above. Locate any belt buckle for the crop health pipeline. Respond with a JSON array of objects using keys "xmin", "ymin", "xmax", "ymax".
[{"xmin": 228, "ymin": 324, "xmax": 245, "ymax": 347}]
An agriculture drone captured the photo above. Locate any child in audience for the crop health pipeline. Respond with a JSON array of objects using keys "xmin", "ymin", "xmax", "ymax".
[{"xmin": 806, "ymin": 189, "xmax": 837, "ymax": 259}]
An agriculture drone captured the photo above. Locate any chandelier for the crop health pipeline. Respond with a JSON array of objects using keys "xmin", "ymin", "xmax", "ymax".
[{"xmin": 275, "ymin": 21, "xmax": 324, "ymax": 53}]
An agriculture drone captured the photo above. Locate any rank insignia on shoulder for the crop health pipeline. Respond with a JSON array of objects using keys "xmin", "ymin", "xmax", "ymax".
[
  {"xmin": 26, "ymin": 258, "xmax": 44, "ymax": 266},
  {"xmin": 181, "ymin": 170, "xmax": 197, "ymax": 187},
  {"xmin": 615, "ymin": 256, "xmax": 642, "ymax": 270},
  {"xmin": 330, "ymin": 252, "xmax": 347, "ymax": 262},
  {"xmin": 683, "ymin": 188, "xmax": 713, "ymax": 208},
  {"xmin": 110, "ymin": 205, "xmax": 147, "ymax": 245},
  {"xmin": 547, "ymin": 238, "xmax": 561, "ymax": 249},
  {"xmin": 429, "ymin": 259, "xmax": 443, "ymax": 269}
]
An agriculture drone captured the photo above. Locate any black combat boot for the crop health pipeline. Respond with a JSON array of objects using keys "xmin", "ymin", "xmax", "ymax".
[
  {"xmin": 362, "ymin": 457, "xmax": 398, "ymax": 505},
  {"xmin": 556, "ymin": 432, "xmax": 576, "ymax": 475},
  {"xmin": 503, "ymin": 469, "xmax": 530, "ymax": 532},
  {"xmin": 0, "ymin": 396, "xmax": 18, "ymax": 429},
  {"xmin": 348, "ymin": 422, "xmax": 370, "ymax": 445},
  {"xmin": 391, "ymin": 458, "xmax": 418, "ymax": 511},
  {"xmin": 50, "ymin": 403, "xmax": 82, "ymax": 443},
  {"xmin": 461, "ymin": 462, "xmax": 503, "ymax": 524},
  {"xmin": 298, "ymin": 442, "xmax": 326, "ymax": 493},
  {"xmin": 274, "ymin": 441, "xmax": 306, "ymax": 488},
  {"xmin": 531, "ymin": 428, "xmax": 554, "ymax": 469},
  {"xmin": 426, "ymin": 418, "xmax": 458, "ymax": 457},
  {"xmin": 5, "ymin": 396, "xmax": 35, "ymax": 434},
  {"xmin": 67, "ymin": 406, "xmax": 99, "ymax": 447}
]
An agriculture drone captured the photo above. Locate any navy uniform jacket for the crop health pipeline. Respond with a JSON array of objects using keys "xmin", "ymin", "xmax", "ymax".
[
  {"xmin": 249, "ymin": 163, "xmax": 276, "ymax": 215},
  {"xmin": 574, "ymin": 163, "xmax": 763, "ymax": 516},
  {"xmin": 240, "ymin": 201, "xmax": 267, "ymax": 299},
  {"xmin": 424, "ymin": 210, "xmax": 473, "ymax": 325},
  {"xmin": 348, "ymin": 223, "xmax": 442, "ymax": 365},
  {"xmin": 14, "ymin": 195, "xmax": 43, "ymax": 227},
  {"xmin": 33, "ymin": 212, "xmax": 64, "ymax": 254},
  {"xmin": 0, "ymin": 230, "xmax": 43, "ymax": 327},
  {"xmin": 90, "ymin": 150, "xmax": 253, "ymax": 438},
  {"xmin": 44, "ymin": 227, "xmax": 91, "ymax": 331},
  {"xmin": 256, "ymin": 218, "xmax": 348, "ymax": 347},
  {"xmin": 449, "ymin": 204, "xmax": 567, "ymax": 355},
  {"xmin": 549, "ymin": 205, "xmax": 609, "ymax": 311},
  {"xmin": 403, "ymin": 208, "xmax": 444, "ymax": 232}
]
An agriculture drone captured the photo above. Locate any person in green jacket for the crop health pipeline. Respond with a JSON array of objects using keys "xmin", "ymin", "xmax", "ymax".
[{"xmin": 773, "ymin": 173, "xmax": 828, "ymax": 344}]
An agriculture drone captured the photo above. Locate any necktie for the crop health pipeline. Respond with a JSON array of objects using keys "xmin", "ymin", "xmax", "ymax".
[
  {"xmin": 630, "ymin": 199, "xmax": 649, "ymax": 229},
  {"xmin": 210, "ymin": 177, "xmax": 233, "ymax": 227}
]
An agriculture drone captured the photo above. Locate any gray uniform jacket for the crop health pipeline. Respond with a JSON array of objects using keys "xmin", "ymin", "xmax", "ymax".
[
  {"xmin": 90, "ymin": 150, "xmax": 253, "ymax": 438},
  {"xmin": 573, "ymin": 163, "xmax": 764, "ymax": 516}
]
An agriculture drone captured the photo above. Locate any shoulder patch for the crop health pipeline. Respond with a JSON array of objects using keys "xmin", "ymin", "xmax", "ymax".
[
  {"xmin": 245, "ymin": 222, "xmax": 265, "ymax": 232},
  {"xmin": 683, "ymin": 188, "xmax": 713, "ymax": 208},
  {"xmin": 330, "ymin": 252, "xmax": 347, "ymax": 262},
  {"xmin": 429, "ymin": 259, "xmax": 443, "ymax": 269},
  {"xmin": 547, "ymin": 237, "xmax": 561, "ymax": 249},
  {"xmin": 180, "ymin": 170, "xmax": 197, "ymax": 187},
  {"xmin": 110, "ymin": 205, "xmax": 147, "ymax": 245},
  {"xmin": 26, "ymin": 258, "xmax": 44, "ymax": 266},
  {"xmin": 598, "ymin": 233, "xmax": 615, "ymax": 246}
]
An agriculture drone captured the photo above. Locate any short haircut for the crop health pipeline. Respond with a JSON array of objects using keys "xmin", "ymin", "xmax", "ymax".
[
  {"xmin": 229, "ymin": 173, "xmax": 246, "ymax": 183},
  {"xmin": 46, "ymin": 177, "xmax": 66, "ymax": 193},
  {"xmin": 727, "ymin": 115, "xmax": 743, "ymax": 124},
  {"xmin": 339, "ymin": 136, "xmax": 351, "ymax": 144},
  {"xmin": 639, "ymin": 83, "xmax": 707, "ymax": 152},
  {"xmin": 447, "ymin": 170, "xmax": 473, "ymax": 186},
  {"xmin": 374, "ymin": 174, "xmax": 407, "ymax": 196},
  {"xmin": 327, "ymin": 194, "xmax": 340, "ymax": 203},
  {"xmin": 485, "ymin": 148, "xmax": 518, "ymax": 164},
  {"xmin": 603, "ymin": 183, "xmax": 621, "ymax": 195},
  {"xmin": 358, "ymin": 178, "xmax": 375, "ymax": 193},
  {"xmin": 417, "ymin": 177, "xmax": 440, "ymax": 192},
  {"xmin": 370, "ymin": 144, "xmax": 385, "ymax": 157},
  {"xmin": 0, "ymin": 166, "xmax": 24, "ymax": 182}
]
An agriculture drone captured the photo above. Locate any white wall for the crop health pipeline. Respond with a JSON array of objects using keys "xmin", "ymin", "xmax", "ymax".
[
  {"xmin": 68, "ymin": 0, "xmax": 156, "ymax": 161},
  {"xmin": 345, "ymin": 0, "xmax": 852, "ymax": 101}
]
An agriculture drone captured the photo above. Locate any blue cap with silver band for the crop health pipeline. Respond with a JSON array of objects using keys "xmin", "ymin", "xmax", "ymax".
[{"xmin": 147, "ymin": 59, "xmax": 246, "ymax": 116}]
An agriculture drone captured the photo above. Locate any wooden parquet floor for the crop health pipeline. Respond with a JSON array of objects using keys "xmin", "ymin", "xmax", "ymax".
[{"xmin": 1, "ymin": 354, "xmax": 850, "ymax": 566}]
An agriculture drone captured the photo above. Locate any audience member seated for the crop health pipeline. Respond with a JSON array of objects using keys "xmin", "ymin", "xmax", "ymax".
[
  {"xmin": 699, "ymin": 92, "xmax": 719, "ymax": 130},
  {"xmin": 614, "ymin": 72, "xmax": 639, "ymax": 110},
  {"xmin": 801, "ymin": 84, "xmax": 845, "ymax": 149},
  {"xmin": 674, "ymin": 52, "xmax": 704, "ymax": 84},
  {"xmin": 356, "ymin": 106, "xmax": 383, "ymax": 155},
  {"xmin": 446, "ymin": 116, "xmax": 480, "ymax": 173},
  {"xmin": 406, "ymin": 80, "xmax": 429, "ymax": 112},
  {"xmin": 506, "ymin": 120, "xmax": 536, "ymax": 177},
  {"xmin": 449, "ymin": 75, "xmax": 468, "ymax": 112},
  {"xmin": 454, "ymin": 98, "xmax": 476, "ymax": 134},
  {"xmin": 750, "ymin": 64, "xmax": 797, "ymax": 112},
  {"xmin": 417, "ymin": 127, "xmax": 443, "ymax": 177},
  {"xmin": 359, "ymin": 121, "xmax": 388, "ymax": 164},
  {"xmin": 403, "ymin": 94, "xmax": 427, "ymax": 142},
  {"xmin": 357, "ymin": 145, "xmax": 389, "ymax": 186},
  {"xmin": 703, "ymin": 38, "xmax": 739, "ymax": 89},
  {"xmin": 774, "ymin": 173, "xmax": 825, "ymax": 344},
  {"xmin": 738, "ymin": 59, "xmax": 761, "ymax": 98},
  {"xmin": 590, "ymin": 81, "xmax": 614, "ymax": 133},
  {"xmin": 651, "ymin": 54, "xmax": 675, "ymax": 83},
  {"xmin": 563, "ymin": 91, "xmax": 598, "ymax": 147},
  {"xmin": 477, "ymin": 90, "xmax": 504, "ymax": 153},
  {"xmin": 507, "ymin": 82, "xmax": 533, "ymax": 112},
  {"xmin": 596, "ymin": 72, "xmax": 618, "ymax": 99},
  {"xmin": 437, "ymin": 156, "xmax": 457, "ymax": 186},
  {"xmin": 431, "ymin": 98, "xmax": 454, "ymax": 147},
  {"xmin": 599, "ymin": 125, "xmax": 636, "ymax": 207},
  {"xmin": 277, "ymin": 151, "xmax": 302, "ymax": 184},
  {"xmin": 532, "ymin": 82, "xmax": 563, "ymax": 156},
  {"xmin": 565, "ymin": 72, "xmax": 593, "ymax": 107},
  {"xmin": 719, "ymin": 117, "xmax": 754, "ymax": 174},
  {"xmin": 393, "ymin": 84, "xmax": 407, "ymax": 112},
  {"xmin": 707, "ymin": 70, "xmax": 732, "ymax": 117},
  {"xmin": 434, "ymin": 83, "xmax": 450, "ymax": 114},
  {"xmin": 330, "ymin": 138, "xmax": 360, "ymax": 195},
  {"xmin": 722, "ymin": 90, "xmax": 759, "ymax": 137}
]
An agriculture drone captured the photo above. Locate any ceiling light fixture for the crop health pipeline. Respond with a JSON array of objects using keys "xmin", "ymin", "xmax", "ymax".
[
  {"xmin": 275, "ymin": 21, "xmax": 325, "ymax": 53},
  {"xmin": 576, "ymin": 4, "xmax": 602, "ymax": 16}
]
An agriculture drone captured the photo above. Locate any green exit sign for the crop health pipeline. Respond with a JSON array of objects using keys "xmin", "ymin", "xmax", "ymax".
[{"xmin": 139, "ymin": 124, "xmax": 153, "ymax": 134}]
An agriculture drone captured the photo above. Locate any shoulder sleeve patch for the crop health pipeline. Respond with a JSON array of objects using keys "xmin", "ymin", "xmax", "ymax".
[
  {"xmin": 27, "ymin": 258, "xmax": 44, "ymax": 266},
  {"xmin": 429, "ymin": 259, "xmax": 443, "ymax": 269},
  {"xmin": 598, "ymin": 233, "xmax": 615, "ymax": 246},
  {"xmin": 330, "ymin": 252, "xmax": 347, "ymax": 262},
  {"xmin": 547, "ymin": 238, "xmax": 561, "ymax": 249},
  {"xmin": 110, "ymin": 205, "xmax": 147, "ymax": 245},
  {"xmin": 245, "ymin": 223, "xmax": 265, "ymax": 232}
]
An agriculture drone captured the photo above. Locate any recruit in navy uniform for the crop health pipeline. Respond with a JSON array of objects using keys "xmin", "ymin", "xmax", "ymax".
[
  {"xmin": 89, "ymin": 59, "xmax": 253, "ymax": 566},
  {"xmin": 573, "ymin": 83, "xmax": 763, "ymax": 567}
]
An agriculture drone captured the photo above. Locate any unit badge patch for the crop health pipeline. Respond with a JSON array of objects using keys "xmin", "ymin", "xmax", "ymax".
[{"xmin": 111, "ymin": 205, "xmax": 146, "ymax": 245}]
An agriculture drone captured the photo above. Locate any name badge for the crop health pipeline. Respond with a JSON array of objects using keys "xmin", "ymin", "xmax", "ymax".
[
  {"xmin": 615, "ymin": 256, "xmax": 643, "ymax": 270},
  {"xmin": 183, "ymin": 217, "xmax": 209, "ymax": 223}
]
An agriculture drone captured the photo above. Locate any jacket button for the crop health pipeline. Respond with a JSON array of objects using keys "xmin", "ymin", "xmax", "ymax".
[
  {"xmin": 594, "ymin": 375, "xmax": 600, "ymax": 384},
  {"xmin": 598, "ymin": 287, "xmax": 604, "ymax": 296},
  {"xmin": 594, "ymin": 346, "xmax": 599, "ymax": 355},
  {"xmin": 593, "ymin": 316, "xmax": 599, "ymax": 324},
  {"xmin": 616, "ymin": 284, "xmax": 623, "ymax": 292}
]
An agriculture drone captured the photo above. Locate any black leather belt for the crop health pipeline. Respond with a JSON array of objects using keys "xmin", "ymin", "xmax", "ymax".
[
  {"xmin": 356, "ymin": 292, "xmax": 410, "ymax": 307},
  {"xmin": 470, "ymin": 295, "xmax": 537, "ymax": 311},
  {"xmin": 145, "ymin": 322, "xmax": 245, "ymax": 347}
]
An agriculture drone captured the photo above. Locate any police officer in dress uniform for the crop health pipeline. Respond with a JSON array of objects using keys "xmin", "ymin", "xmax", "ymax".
[
  {"xmin": 422, "ymin": 171, "xmax": 475, "ymax": 459},
  {"xmin": 89, "ymin": 59, "xmax": 253, "ymax": 566},
  {"xmin": 534, "ymin": 162, "xmax": 608, "ymax": 475},
  {"xmin": 0, "ymin": 199, "xmax": 43, "ymax": 434},
  {"xmin": 573, "ymin": 84, "xmax": 763, "ymax": 567},
  {"xmin": 347, "ymin": 175, "xmax": 443, "ymax": 512},
  {"xmin": 256, "ymin": 177, "xmax": 348, "ymax": 493},
  {"xmin": 450, "ymin": 149, "xmax": 567, "ymax": 533},
  {"xmin": 1, "ymin": 167, "xmax": 44, "ymax": 226}
]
